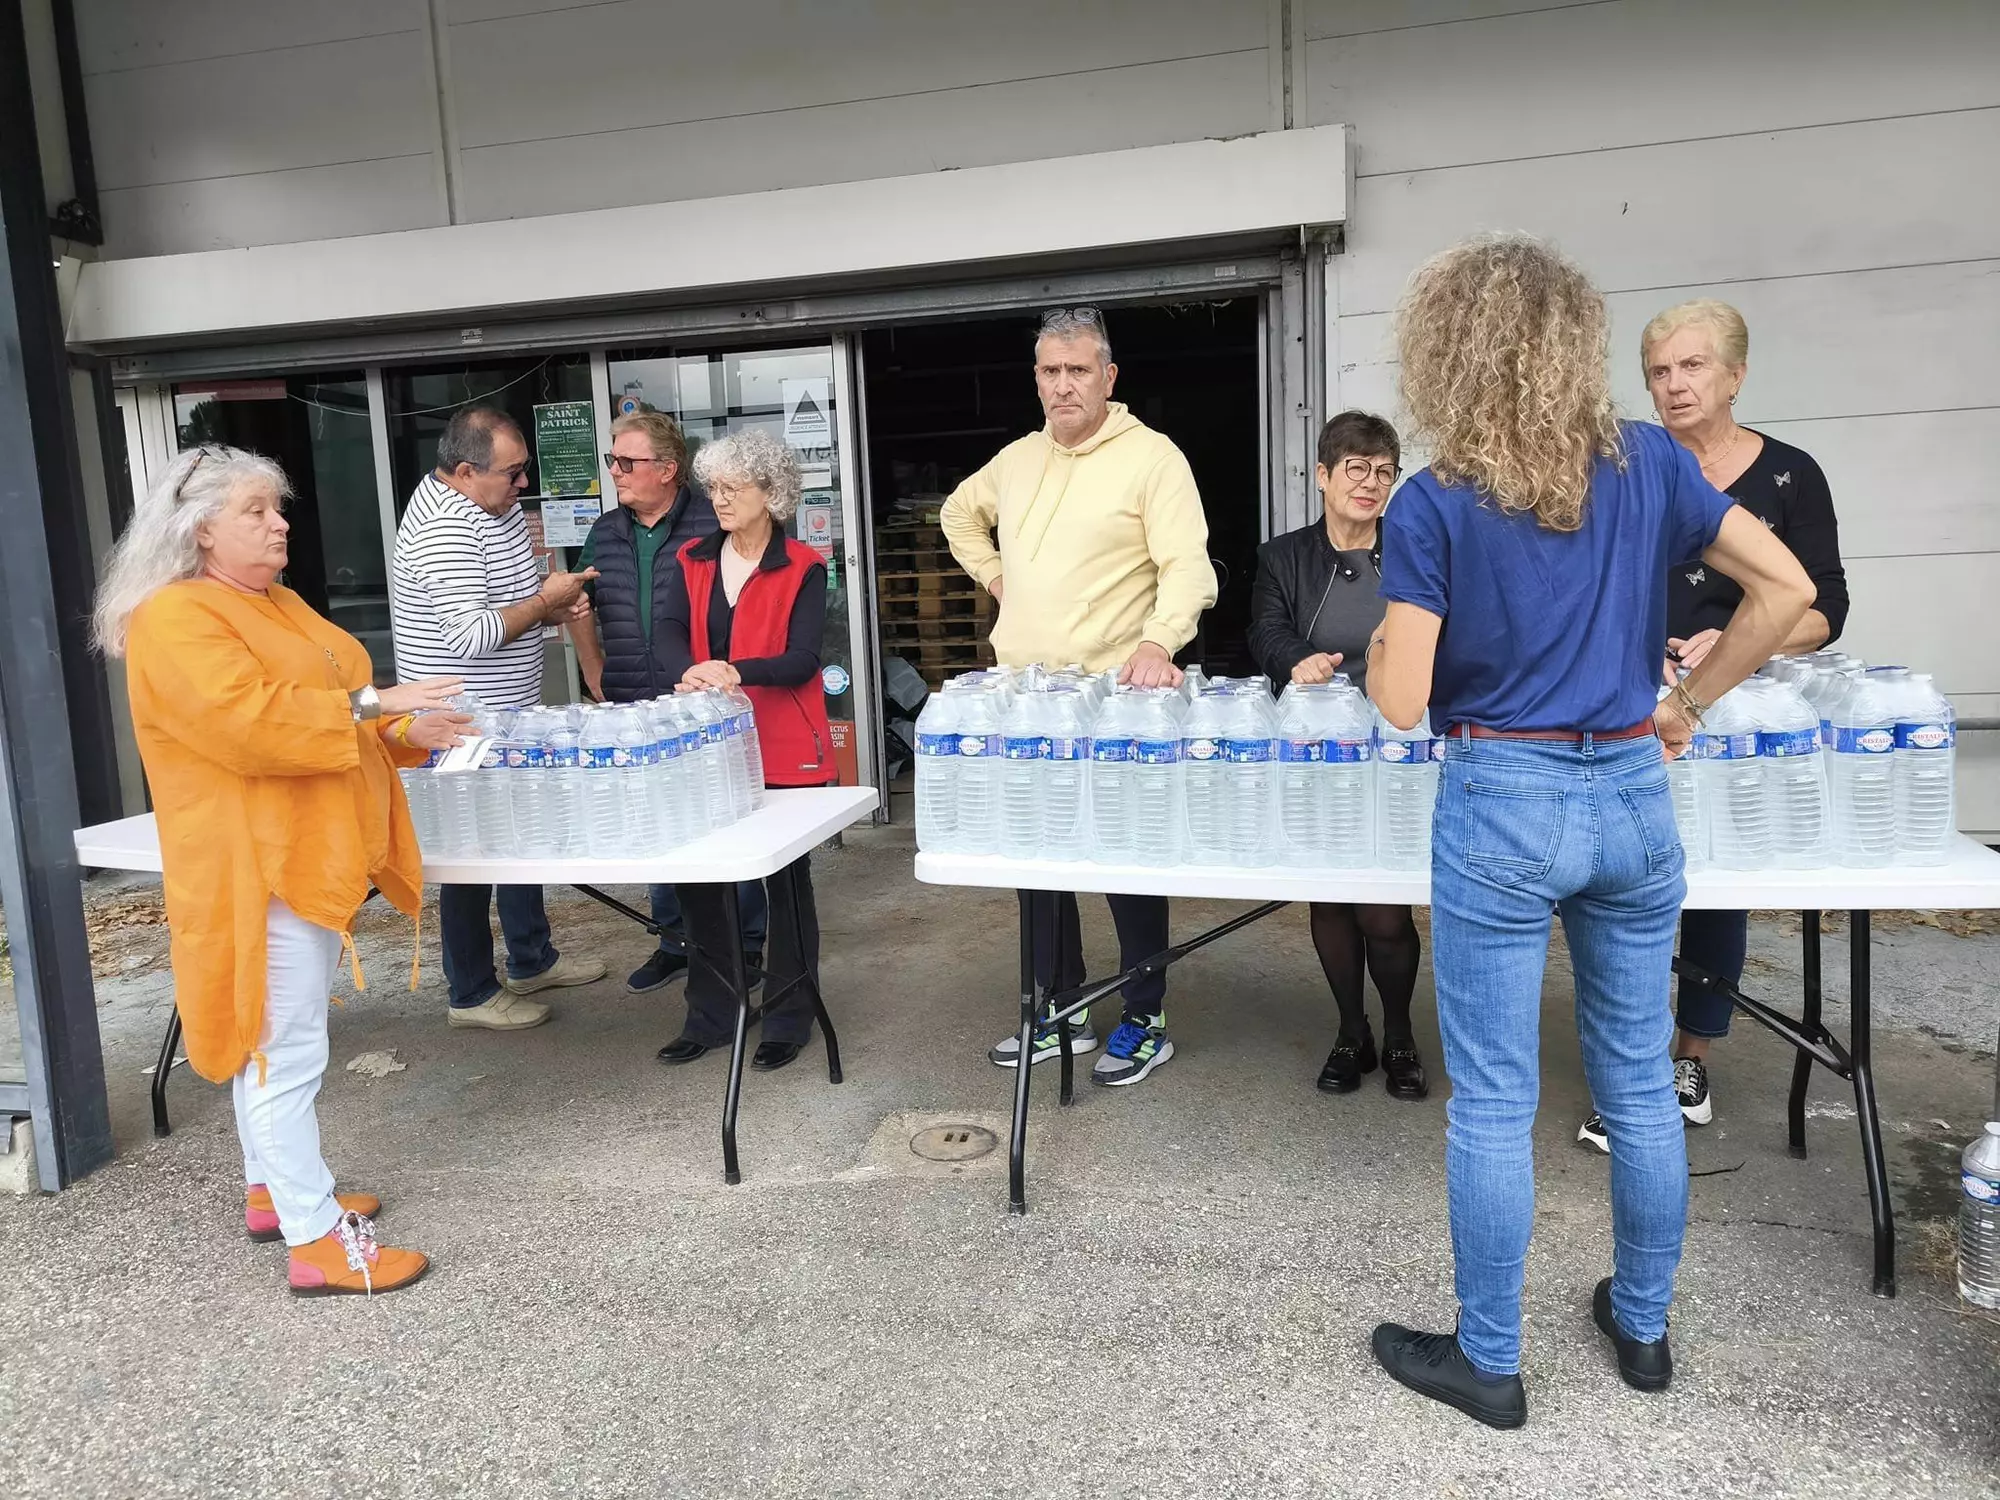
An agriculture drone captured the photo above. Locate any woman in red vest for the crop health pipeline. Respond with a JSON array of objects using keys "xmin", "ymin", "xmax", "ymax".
[{"xmin": 655, "ymin": 427, "xmax": 836, "ymax": 1072}]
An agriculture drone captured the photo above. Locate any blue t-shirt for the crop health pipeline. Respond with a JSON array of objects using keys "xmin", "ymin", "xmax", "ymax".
[{"xmin": 1379, "ymin": 421, "xmax": 1736, "ymax": 733}]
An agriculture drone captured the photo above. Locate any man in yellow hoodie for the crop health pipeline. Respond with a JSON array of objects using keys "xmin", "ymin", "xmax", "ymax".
[{"xmin": 942, "ymin": 306, "xmax": 1217, "ymax": 1086}]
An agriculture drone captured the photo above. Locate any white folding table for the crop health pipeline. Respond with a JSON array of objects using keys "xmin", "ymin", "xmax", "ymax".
[
  {"xmin": 76, "ymin": 785, "xmax": 879, "ymax": 1185},
  {"xmin": 916, "ymin": 837, "xmax": 2000, "ymax": 1295}
]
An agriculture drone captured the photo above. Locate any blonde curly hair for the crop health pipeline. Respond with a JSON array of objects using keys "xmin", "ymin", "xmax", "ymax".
[{"xmin": 1396, "ymin": 234, "xmax": 1621, "ymax": 533}]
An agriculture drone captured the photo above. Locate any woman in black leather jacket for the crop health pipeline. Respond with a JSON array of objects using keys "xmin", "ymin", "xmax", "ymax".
[{"xmin": 1249, "ymin": 412, "xmax": 1427, "ymax": 1100}]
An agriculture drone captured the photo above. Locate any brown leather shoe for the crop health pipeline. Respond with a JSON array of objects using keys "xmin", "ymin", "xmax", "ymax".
[
  {"xmin": 247, "ymin": 1185, "xmax": 381, "ymax": 1243},
  {"xmin": 288, "ymin": 1212, "xmax": 429, "ymax": 1297}
]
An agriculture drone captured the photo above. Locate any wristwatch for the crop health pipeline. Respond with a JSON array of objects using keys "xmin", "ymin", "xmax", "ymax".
[{"xmin": 348, "ymin": 685, "xmax": 382, "ymax": 723}]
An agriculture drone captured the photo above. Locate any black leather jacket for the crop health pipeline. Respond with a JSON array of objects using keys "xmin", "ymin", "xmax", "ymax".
[{"xmin": 1248, "ymin": 518, "xmax": 1384, "ymax": 692}]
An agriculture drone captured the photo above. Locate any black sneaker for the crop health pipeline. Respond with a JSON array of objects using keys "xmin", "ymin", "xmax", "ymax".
[
  {"xmin": 1592, "ymin": 1277, "xmax": 1673, "ymax": 1391},
  {"xmin": 627, "ymin": 949, "xmax": 687, "ymax": 994},
  {"xmin": 1674, "ymin": 1056, "xmax": 1713, "ymax": 1126},
  {"xmin": 1576, "ymin": 1112, "xmax": 1609, "ymax": 1154},
  {"xmin": 1370, "ymin": 1323, "xmax": 1526, "ymax": 1429}
]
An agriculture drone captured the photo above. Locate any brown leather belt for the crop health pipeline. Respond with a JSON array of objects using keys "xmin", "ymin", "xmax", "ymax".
[{"xmin": 1454, "ymin": 719, "xmax": 1656, "ymax": 743}]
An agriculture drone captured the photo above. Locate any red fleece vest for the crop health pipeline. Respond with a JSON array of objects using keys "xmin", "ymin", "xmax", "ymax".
[{"xmin": 680, "ymin": 536, "xmax": 835, "ymax": 788}]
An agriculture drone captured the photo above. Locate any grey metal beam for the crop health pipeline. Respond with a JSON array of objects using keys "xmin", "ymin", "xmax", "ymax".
[{"xmin": 0, "ymin": 0, "xmax": 113, "ymax": 1190}]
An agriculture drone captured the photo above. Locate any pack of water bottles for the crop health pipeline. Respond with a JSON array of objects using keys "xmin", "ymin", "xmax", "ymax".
[
  {"xmin": 914, "ymin": 667, "xmax": 1439, "ymax": 870},
  {"xmin": 1668, "ymin": 652, "xmax": 1958, "ymax": 871},
  {"xmin": 397, "ymin": 688, "xmax": 766, "ymax": 860}
]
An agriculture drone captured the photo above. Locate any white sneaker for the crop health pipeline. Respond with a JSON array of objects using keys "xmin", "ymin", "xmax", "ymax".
[
  {"xmin": 987, "ymin": 1018, "xmax": 1098, "ymax": 1068},
  {"xmin": 1577, "ymin": 1112, "xmax": 1609, "ymax": 1154},
  {"xmin": 1674, "ymin": 1056, "xmax": 1714, "ymax": 1126},
  {"xmin": 502, "ymin": 953, "xmax": 607, "ymax": 995},
  {"xmin": 447, "ymin": 991, "xmax": 552, "ymax": 1031}
]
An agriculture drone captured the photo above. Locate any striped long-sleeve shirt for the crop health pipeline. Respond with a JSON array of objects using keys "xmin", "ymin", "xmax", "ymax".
[{"xmin": 390, "ymin": 474, "xmax": 545, "ymax": 706}]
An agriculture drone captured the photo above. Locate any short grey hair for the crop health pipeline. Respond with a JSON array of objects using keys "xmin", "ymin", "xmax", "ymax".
[
  {"xmin": 435, "ymin": 405, "xmax": 522, "ymax": 474},
  {"xmin": 92, "ymin": 445, "xmax": 292, "ymax": 657},
  {"xmin": 691, "ymin": 428, "xmax": 803, "ymax": 523},
  {"xmin": 1035, "ymin": 305, "xmax": 1113, "ymax": 364}
]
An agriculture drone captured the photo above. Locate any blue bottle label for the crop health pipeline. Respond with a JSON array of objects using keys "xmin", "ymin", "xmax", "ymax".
[
  {"xmin": 548, "ymin": 745, "xmax": 579, "ymax": 769},
  {"xmin": 1278, "ymin": 739, "xmax": 1323, "ymax": 764},
  {"xmin": 957, "ymin": 733, "xmax": 1001, "ymax": 758},
  {"xmin": 1686, "ymin": 733, "xmax": 1723, "ymax": 762},
  {"xmin": 703, "ymin": 723, "xmax": 725, "ymax": 745},
  {"xmin": 1833, "ymin": 726, "xmax": 1896, "ymax": 755},
  {"xmin": 1093, "ymin": 738, "xmax": 1134, "ymax": 764},
  {"xmin": 917, "ymin": 732, "xmax": 958, "ymax": 757},
  {"xmin": 1047, "ymin": 735, "xmax": 1091, "ymax": 762},
  {"xmin": 1757, "ymin": 729, "xmax": 1820, "ymax": 759},
  {"xmin": 1379, "ymin": 738, "xmax": 1433, "ymax": 765},
  {"xmin": 1895, "ymin": 721, "xmax": 1955, "ymax": 751},
  {"xmin": 1135, "ymin": 738, "xmax": 1182, "ymax": 765},
  {"xmin": 581, "ymin": 746, "xmax": 619, "ymax": 770},
  {"xmin": 1184, "ymin": 736, "xmax": 1221, "ymax": 762},
  {"xmin": 680, "ymin": 730, "xmax": 704, "ymax": 755},
  {"xmin": 1711, "ymin": 732, "xmax": 1758, "ymax": 761},
  {"xmin": 1965, "ymin": 1171, "xmax": 2000, "ymax": 1204},
  {"xmin": 1325, "ymin": 737, "xmax": 1373, "ymax": 765},
  {"xmin": 1221, "ymin": 738, "xmax": 1273, "ymax": 764},
  {"xmin": 1002, "ymin": 735, "xmax": 1048, "ymax": 760},
  {"xmin": 656, "ymin": 735, "xmax": 681, "ymax": 761},
  {"xmin": 610, "ymin": 746, "xmax": 634, "ymax": 767}
]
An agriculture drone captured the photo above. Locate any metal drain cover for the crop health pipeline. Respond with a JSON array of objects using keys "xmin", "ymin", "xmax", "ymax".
[{"xmin": 910, "ymin": 1124, "xmax": 998, "ymax": 1162}]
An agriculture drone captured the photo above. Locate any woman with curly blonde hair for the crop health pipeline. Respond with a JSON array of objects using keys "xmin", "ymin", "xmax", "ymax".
[{"xmin": 1361, "ymin": 236, "xmax": 1815, "ymax": 1427}]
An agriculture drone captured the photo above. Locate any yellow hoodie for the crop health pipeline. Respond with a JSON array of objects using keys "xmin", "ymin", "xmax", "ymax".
[{"xmin": 940, "ymin": 403, "xmax": 1217, "ymax": 673}]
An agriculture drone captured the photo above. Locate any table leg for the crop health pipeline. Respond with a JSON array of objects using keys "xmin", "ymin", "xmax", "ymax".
[
  {"xmin": 1789, "ymin": 911, "xmax": 1822, "ymax": 1160},
  {"xmin": 1847, "ymin": 910, "xmax": 1896, "ymax": 1297},
  {"xmin": 1008, "ymin": 890, "xmax": 1042, "ymax": 1216},
  {"xmin": 719, "ymin": 883, "xmax": 752, "ymax": 1187},
  {"xmin": 151, "ymin": 1007, "xmax": 182, "ymax": 1139},
  {"xmin": 1055, "ymin": 894, "xmax": 1076, "ymax": 1108}
]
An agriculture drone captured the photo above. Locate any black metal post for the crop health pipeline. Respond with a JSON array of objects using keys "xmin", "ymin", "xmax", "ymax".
[
  {"xmin": 1846, "ymin": 910, "xmax": 1895, "ymax": 1297},
  {"xmin": 718, "ymin": 883, "xmax": 751, "ymax": 1186},
  {"xmin": 1789, "ymin": 911, "xmax": 1822, "ymax": 1159},
  {"xmin": 0, "ymin": 1, "xmax": 112, "ymax": 1189},
  {"xmin": 150, "ymin": 1009, "xmax": 181, "ymax": 1138},
  {"xmin": 1008, "ymin": 889, "xmax": 1042, "ymax": 1215}
]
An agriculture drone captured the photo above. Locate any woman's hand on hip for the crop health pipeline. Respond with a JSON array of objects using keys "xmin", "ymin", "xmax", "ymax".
[
  {"xmin": 1652, "ymin": 699, "xmax": 1695, "ymax": 761},
  {"xmin": 1291, "ymin": 652, "xmax": 1343, "ymax": 685},
  {"xmin": 400, "ymin": 711, "xmax": 473, "ymax": 753},
  {"xmin": 379, "ymin": 676, "xmax": 463, "ymax": 716},
  {"xmin": 679, "ymin": 659, "xmax": 741, "ymax": 691}
]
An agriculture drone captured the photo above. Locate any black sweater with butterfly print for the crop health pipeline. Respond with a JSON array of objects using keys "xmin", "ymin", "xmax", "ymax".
[{"xmin": 1666, "ymin": 429, "xmax": 1849, "ymax": 645}]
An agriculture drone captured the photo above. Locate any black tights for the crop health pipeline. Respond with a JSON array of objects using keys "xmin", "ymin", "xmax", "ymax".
[{"xmin": 1309, "ymin": 902, "xmax": 1420, "ymax": 1047}]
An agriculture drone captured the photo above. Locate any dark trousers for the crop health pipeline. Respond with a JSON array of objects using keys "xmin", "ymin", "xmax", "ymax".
[
  {"xmin": 651, "ymin": 881, "xmax": 767, "ymax": 952},
  {"xmin": 677, "ymin": 855, "xmax": 820, "ymax": 1047},
  {"xmin": 1675, "ymin": 908, "xmax": 1748, "ymax": 1040},
  {"xmin": 440, "ymin": 884, "xmax": 557, "ymax": 1008},
  {"xmin": 1021, "ymin": 890, "xmax": 1170, "ymax": 1023}
]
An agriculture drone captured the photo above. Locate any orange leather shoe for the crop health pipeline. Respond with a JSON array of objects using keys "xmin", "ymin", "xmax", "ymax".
[
  {"xmin": 288, "ymin": 1212, "xmax": 430, "ymax": 1297},
  {"xmin": 246, "ymin": 1184, "xmax": 381, "ymax": 1243}
]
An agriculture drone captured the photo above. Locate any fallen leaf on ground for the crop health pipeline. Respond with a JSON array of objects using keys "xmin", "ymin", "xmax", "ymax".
[{"xmin": 344, "ymin": 1050, "xmax": 407, "ymax": 1079}]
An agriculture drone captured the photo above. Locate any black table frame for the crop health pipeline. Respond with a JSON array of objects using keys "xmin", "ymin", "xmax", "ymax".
[
  {"xmin": 1008, "ymin": 891, "xmax": 1899, "ymax": 1297},
  {"xmin": 148, "ymin": 861, "xmax": 840, "ymax": 1186}
]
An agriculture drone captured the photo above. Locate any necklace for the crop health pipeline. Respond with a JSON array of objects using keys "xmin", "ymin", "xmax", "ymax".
[{"xmin": 1699, "ymin": 424, "xmax": 1743, "ymax": 478}]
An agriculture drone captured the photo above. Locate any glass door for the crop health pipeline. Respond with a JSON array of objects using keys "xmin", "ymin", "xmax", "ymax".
[{"xmin": 605, "ymin": 340, "xmax": 875, "ymax": 790}]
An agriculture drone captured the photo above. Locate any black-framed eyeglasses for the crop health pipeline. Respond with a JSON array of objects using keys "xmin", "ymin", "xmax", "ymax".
[
  {"xmin": 1040, "ymin": 304, "xmax": 1105, "ymax": 331},
  {"xmin": 1339, "ymin": 456, "xmax": 1401, "ymax": 487},
  {"xmin": 481, "ymin": 460, "xmax": 531, "ymax": 483},
  {"xmin": 602, "ymin": 453, "xmax": 674, "ymax": 475},
  {"xmin": 173, "ymin": 446, "xmax": 215, "ymax": 505}
]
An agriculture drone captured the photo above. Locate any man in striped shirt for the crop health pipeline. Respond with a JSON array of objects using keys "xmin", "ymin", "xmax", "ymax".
[{"xmin": 392, "ymin": 404, "xmax": 606, "ymax": 1030}]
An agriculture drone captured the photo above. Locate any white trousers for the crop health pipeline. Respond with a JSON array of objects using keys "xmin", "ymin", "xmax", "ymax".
[{"xmin": 229, "ymin": 899, "xmax": 343, "ymax": 1247}]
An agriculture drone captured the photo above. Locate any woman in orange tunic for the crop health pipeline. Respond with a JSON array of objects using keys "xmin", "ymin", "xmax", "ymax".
[{"xmin": 93, "ymin": 446, "xmax": 468, "ymax": 1296}]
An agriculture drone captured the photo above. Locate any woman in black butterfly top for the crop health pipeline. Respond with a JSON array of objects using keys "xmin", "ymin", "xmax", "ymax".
[{"xmin": 1250, "ymin": 411, "xmax": 1427, "ymax": 1102}]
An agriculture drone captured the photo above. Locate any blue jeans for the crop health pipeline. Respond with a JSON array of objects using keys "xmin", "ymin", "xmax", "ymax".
[
  {"xmin": 1430, "ymin": 730, "xmax": 1689, "ymax": 1375},
  {"xmin": 1675, "ymin": 908, "xmax": 1747, "ymax": 1039},
  {"xmin": 440, "ymin": 884, "xmax": 558, "ymax": 1009},
  {"xmin": 651, "ymin": 883, "xmax": 767, "ymax": 953}
]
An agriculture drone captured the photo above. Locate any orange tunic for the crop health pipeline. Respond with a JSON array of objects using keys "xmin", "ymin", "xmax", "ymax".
[{"xmin": 125, "ymin": 581, "xmax": 426, "ymax": 1084}]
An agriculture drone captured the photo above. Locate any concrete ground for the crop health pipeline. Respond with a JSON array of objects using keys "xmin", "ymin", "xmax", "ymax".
[{"xmin": 1, "ymin": 821, "xmax": 1996, "ymax": 1499}]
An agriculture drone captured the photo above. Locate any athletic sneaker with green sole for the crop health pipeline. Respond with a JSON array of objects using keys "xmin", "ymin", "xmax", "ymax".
[
  {"xmin": 1090, "ymin": 1016, "xmax": 1174, "ymax": 1087},
  {"xmin": 987, "ymin": 1016, "xmax": 1097, "ymax": 1068}
]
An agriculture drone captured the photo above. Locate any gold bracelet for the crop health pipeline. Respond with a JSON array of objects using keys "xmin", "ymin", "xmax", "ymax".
[
  {"xmin": 391, "ymin": 714, "xmax": 416, "ymax": 746},
  {"xmin": 1669, "ymin": 679, "xmax": 1709, "ymax": 727}
]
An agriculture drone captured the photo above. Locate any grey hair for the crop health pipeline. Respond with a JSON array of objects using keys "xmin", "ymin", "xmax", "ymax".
[
  {"xmin": 91, "ymin": 446, "xmax": 292, "ymax": 658},
  {"xmin": 691, "ymin": 428, "xmax": 803, "ymax": 523},
  {"xmin": 434, "ymin": 405, "xmax": 522, "ymax": 474},
  {"xmin": 1035, "ymin": 306, "xmax": 1113, "ymax": 364}
]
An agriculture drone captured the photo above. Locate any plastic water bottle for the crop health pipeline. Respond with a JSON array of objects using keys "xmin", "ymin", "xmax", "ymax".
[
  {"xmin": 1277, "ymin": 685, "xmax": 1332, "ymax": 868},
  {"xmin": 467, "ymin": 710, "xmax": 513, "ymax": 856},
  {"xmin": 580, "ymin": 705, "xmax": 626, "ymax": 857},
  {"xmin": 1959, "ymin": 1121, "xmax": 2000, "ymax": 1310},
  {"xmin": 714, "ymin": 689, "xmax": 755, "ymax": 822},
  {"xmin": 1043, "ymin": 689, "xmax": 1092, "ymax": 861},
  {"xmin": 1701, "ymin": 686, "xmax": 1770, "ymax": 871},
  {"xmin": 954, "ymin": 684, "xmax": 1004, "ymax": 855},
  {"xmin": 399, "ymin": 753, "xmax": 441, "ymax": 850},
  {"xmin": 508, "ymin": 710, "xmax": 556, "ymax": 860},
  {"xmin": 1324, "ymin": 681, "xmax": 1376, "ymax": 868},
  {"xmin": 637, "ymin": 701, "xmax": 687, "ymax": 851},
  {"xmin": 1129, "ymin": 689, "xmax": 1185, "ymax": 867},
  {"xmin": 665, "ymin": 698, "xmax": 714, "ymax": 836},
  {"xmin": 1181, "ymin": 685, "xmax": 1232, "ymax": 865},
  {"xmin": 1221, "ymin": 682, "xmax": 1278, "ymax": 867},
  {"xmin": 1376, "ymin": 710, "xmax": 1438, "ymax": 871},
  {"xmin": 724, "ymin": 686, "xmax": 766, "ymax": 811},
  {"xmin": 914, "ymin": 683, "xmax": 965, "ymax": 853},
  {"xmin": 1829, "ymin": 669, "xmax": 1900, "ymax": 868},
  {"xmin": 545, "ymin": 716, "xmax": 585, "ymax": 859},
  {"xmin": 1000, "ymin": 691, "xmax": 1049, "ymax": 859},
  {"xmin": 612, "ymin": 704, "xmax": 660, "ymax": 853},
  {"xmin": 1894, "ymin": 672, "xmax": 1956, "ymax": 866},
  {"xmin": 1090, "ymin": 690, "xmax": 1138, "ymax": 863},
  {"xmin": 1756, "ymin": 679, "xmax": 1830, "ymax": 869}
]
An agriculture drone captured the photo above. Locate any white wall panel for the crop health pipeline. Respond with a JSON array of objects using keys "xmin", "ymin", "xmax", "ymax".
[
  {"xmin": 457, "ymin": 51, "xmax": 1274, "ymax": 224},
  {"xmin": 74, "ymin": 0, "xmax": 416, "ymax": 74},
  {"xmin": 1842, "ymin": 553, "xmax": 2000, "ymax": 696},
  {"xmin": 1304, "ymin": 0, "xmax": 1585, "ymax": 38},
  {"xmin": 97, "ymin": 157, "xmax": 446, "ymax": 258},
  {"xmin": 1305, "ymin": 0, "xmax": 2000, "ymax": 174},
  {"xmin": 1757, "ymin": 411, "xmax": 2000, "ymax": 562},
  {"xmin": 448, "ymin": 0, "xmax": 1267, "ymax": 151},
  {"xmin": 86, "ymin": 32, "xmax": 437, "ymax": 190},
  {"xmin": 1338, "ymin": 109, "xmax": 2000, "ymax": 316}
]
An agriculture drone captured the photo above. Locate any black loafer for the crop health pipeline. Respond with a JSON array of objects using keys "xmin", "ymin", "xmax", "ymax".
[
  {"xmin": 655, "ymin": 1038, "xmax": 712, "ymax": 1065},
  {"xmin": 1317, "ymin": 1030, "xmax": 1378, "ymax": 1093},
  {"xmin": 1371, "ymin": 1323, "xmax": 1526, "ymax": 1430},
  {"xmin": 1593, "ymin": 1278, "xmax": 1673, "ymax": 1391},
  {"xmin": 627, "ymin": 949, "xmax": 688, "ymax": 994},
  {"xmin": 751, "ymin": 1040, "xmax": 803, "ymax": 1072},
  {"xmin": 1382, "ymin": 1045, "xmax": 1429, "ymax": 1101}
]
